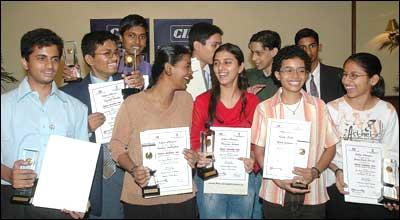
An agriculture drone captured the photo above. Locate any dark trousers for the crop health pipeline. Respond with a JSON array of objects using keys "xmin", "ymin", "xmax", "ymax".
[
  {"xmin": 1, "ymin": 185, "xmax": 72, "ymax": 219},
  {"xmin": 326, "ymin": 184, "xmax": 399, "ymax": 219},
  {"xmin": 123, "ymin": 197, "xmax": 198, "ymax": 219},
  {"xmin": 262, "ymin": 192, "xmax": 325, "ymax": 219}
]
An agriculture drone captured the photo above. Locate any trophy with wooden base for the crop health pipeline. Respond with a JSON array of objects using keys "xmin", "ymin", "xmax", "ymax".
[
  {"xmin": 378, "ymin": 158, "xmax": 399, "ymax": 205},
  {"xmin": 11, "ymin": 148, "xmax": 39, "ymax": 204},
  {"xmin": 198, "ymin": 125, "xmax": 218, "ymax": 180}
]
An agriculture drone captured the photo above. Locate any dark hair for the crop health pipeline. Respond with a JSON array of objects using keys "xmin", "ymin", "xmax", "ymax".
[
  {"xmin": 188, "ymin": 22, "xmax": 223, "ymax": 51},
  {"xmin": 20, "ymin": 28, "xmax": 63, "ymax": 61},
  {"xmin": 207, "ymin": 43, "xmax": 248, "ymax": 126},
  {"xmin": 271, "ymin": 45, "xmax": 312, "ymax": 86},
  {"xmin": 294, "ymin": 28, "xmax": 319, "ymax": 45},
  {"xmin": 119, "ymin": 14, "xmax": 148, "ymax": 36},
  {"xmin": 249, "ymin": 30, "xmax": 281, "ymax": 50},
  {"xmin": 81, "ymin": 31, "xmax": 119, "ymax": 57},
  {"xmin": 344, "ymin": 52, "xmax": 385, "ymax": 98},
  {"xmin": 149, "ymin": 44, "xmax": 191, "ymax": 89}
]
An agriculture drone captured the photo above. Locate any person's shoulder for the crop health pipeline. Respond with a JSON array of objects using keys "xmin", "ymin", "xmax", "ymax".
[
  {"xmin": 1, "ymin": 86, "xmax": 18, "ymax": 101},
  {"xmin": 246, "ymin": 68, "xmax": 262, "ymax": 77},
  {"xmin": 244, "ymin": 91, "xmax": 260, "ymax": 101},
  {"xmin": 60, "ymin": 78, "xmax": 89, "ymax": 93},
  {"xmin": 175, "ymin": 90, "xmax": 194, "ymax": 103}
]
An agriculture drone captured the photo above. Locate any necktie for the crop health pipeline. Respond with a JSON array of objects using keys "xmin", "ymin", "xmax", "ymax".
[
  {"xmin": 310, "ymin": 74, "xmax": 319, "ymax": 97},
  {"xmin": 204, "ymin": 70, "xmax": 211, "ymax": 90},
  {"xmin": 103, "ymin": 144, "xmax": 116, "ymax": 179}
]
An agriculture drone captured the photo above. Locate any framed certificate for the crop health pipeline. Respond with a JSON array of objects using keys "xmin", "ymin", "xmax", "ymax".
[
  {"xmin": 342, "ymin": 140, "xmax": 383, "ymax": 205},
  {"xmin": 140, "ymin": 127, "xmax": 193, "ymax": 197},
  {"xmin": 263, "ymin": 119, "xmax": 311, "ymax": 180},
  {"xmin": 204, "ymin": 127, "xmax": 251, "ymax": 195}
]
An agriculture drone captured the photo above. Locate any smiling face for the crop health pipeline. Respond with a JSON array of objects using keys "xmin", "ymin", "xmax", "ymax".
[
  {"xmin": 342, "ymin": 60, "xmax": 378, "ymax": 99},
  {"xmin": 22, "ymin": 44, "xmax": 60, "ymax": 86},
  {"xmin": 275, "ymin": 57, "xmax": 308, "ymax": 95},
  {"xmin": 170, "ymin": 54, "xmax": 193, "ymax": 90},
  {"xmin": 86, "ymin": 39, "xmax": 119, "ymax": 81},
  {"xmin": 213, "ymin": 50, "xmax": 244, "ymax": 87},
  {"xmin": 249, "ymin": 41, "xmax": 276, "ymax": 73}
]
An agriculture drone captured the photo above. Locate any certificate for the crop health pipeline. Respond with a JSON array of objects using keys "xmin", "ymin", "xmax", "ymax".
[
  {"xmin": 32, "ymin": 135, "xmax": 101, "ymax": 212},
  {"xmin": 89, "ymin": 80, "xmax": 125, "ymax": 144},
  {"xmin": 204, "ymin": 127, "xmax": 251, "ymax": 195},
  {"xmin": 342, "ymin": 140, "xmax": 383, "ymax": 205},
  {"xmin": 140, "ymin": 127, "xmax": 193, "ymax": 197},
  {"xmin": 263, "ymin": 119, "xmax": 311, "ymax": 180}
]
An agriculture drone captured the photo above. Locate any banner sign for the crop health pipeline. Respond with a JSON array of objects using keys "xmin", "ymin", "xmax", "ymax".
[{"xmin": 154, "ymin": 19, "xmax": 212, "ymax": 54}]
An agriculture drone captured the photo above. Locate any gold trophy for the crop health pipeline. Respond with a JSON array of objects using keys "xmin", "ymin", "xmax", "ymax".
[
  {"xmin": 198, "ymin": 124, "xmax": 218, "ymax": 180},
  {"xmin": 121, "ymin": 46, "xmax": 141, "ymax": 99},
  {"xmin": 378, "ymin": 158, "xmax": 399, "ymax": 205},
  {"xmin": 63, "ymin": 41, "xmax": 82, "ymax": 82}
]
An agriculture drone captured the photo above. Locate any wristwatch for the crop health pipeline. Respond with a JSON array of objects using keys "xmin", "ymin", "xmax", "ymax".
[{"xmin": 311, "ymin": 167, "xmax": 321, "ymax": 179}]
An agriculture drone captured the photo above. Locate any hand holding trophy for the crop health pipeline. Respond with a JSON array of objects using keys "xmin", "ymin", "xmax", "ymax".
[
  {"xmin": 197, "ymin": 124, "xmax": 218, "ymax": 180},
  {"xmin": 11, "ymin": 148, "xmax": 39, "ymax": 204},
  {"xmin": 63, "ymin": 41, "xmax": 82, "ymax": 83},
  {"xmin": 121, "ymin": 46, "xmax": 141, "ymax": 99}
]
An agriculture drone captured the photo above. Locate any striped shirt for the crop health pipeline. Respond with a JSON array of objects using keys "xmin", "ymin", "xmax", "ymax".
[{"xmin": 251, "ymin": 88, "xmax": 339, "ymax": 205}]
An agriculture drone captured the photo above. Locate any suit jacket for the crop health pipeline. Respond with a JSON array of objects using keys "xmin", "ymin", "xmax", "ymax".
[
  {"xmin": 60, "ymin": 73, "xmax": 121, "ymax": 216},
  {"xmin": 305, "ymin": 63, "xmax": 345, "ymax": 103}
]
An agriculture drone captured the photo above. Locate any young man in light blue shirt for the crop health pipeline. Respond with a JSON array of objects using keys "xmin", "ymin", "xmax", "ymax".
[{"xmin": 1, "ymin": 28, "xmax": 89, "ymax": 219}]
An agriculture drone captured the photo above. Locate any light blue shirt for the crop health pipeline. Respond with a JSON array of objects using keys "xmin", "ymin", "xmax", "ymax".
[
  {"xmin": 90, "ymin": 72, "xmax": 113, "ymax": 84},
  {"xmin": 1, "ymin": 77, "xmax": 89, "ymax": 185}
]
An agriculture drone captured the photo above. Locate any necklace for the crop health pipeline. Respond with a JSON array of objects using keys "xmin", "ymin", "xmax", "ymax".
[{"xmin": 284, "ymin": 100, "xmax": 302, "ymax": 115}]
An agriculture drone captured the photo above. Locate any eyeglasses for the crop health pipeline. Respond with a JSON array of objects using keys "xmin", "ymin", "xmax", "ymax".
[
  {"xmin": 94, "ymin": 50, "xmax": 120, "ymax": 59},
  {"xmin": 279, "ymin": 67, "xmax": 307, "ymax": 75},
  {"xmin": 342, "ymin": 73, "xmax": 369, "ymax": 80}
]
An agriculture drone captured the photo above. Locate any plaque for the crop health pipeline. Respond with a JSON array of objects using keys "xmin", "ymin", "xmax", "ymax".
[
  {"xmin": 378, "ymin": 158, "xmax": 399, "ymax": 205},
  {"xmin": 63, "ymin": 41, "xmax": 82, "ymax": 82}
]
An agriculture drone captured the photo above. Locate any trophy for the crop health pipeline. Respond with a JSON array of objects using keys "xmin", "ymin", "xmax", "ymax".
[
  {"xmin": 121, "ymin": 46, "xmax": 141, "ymax": 99},
  {"xmin": 290, "ymin": 148, "xmax": 309, "ymax": 190},
  {"xmin": 142, "ymin": 169, "xmax": 160, "ymax": 198},
  {"xmin": 11, "ymin": 148, "xmax": 39, "ymax": 204},
  {"xmin": 378, "ymin": 158, "xmax": 399, "ymax": 204},
  {"xmin": 197, "ymin": 124, "xmax": 218, "ymax": 180},
  {"xmin": 63, "ymin": 41, "xmax": 82, "ymax": 82}
]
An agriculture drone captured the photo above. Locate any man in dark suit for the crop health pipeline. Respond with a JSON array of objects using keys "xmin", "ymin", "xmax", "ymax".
[
  {"xmin": 61, "ymin": 31, "xmax": 125, "ymax": 218},
  {"xmin": 295, "ymin": 28, "xmax": 345, "ymax": 103}
]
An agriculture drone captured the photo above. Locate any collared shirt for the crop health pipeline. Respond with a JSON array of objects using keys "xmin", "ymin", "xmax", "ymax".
[
  {"xmin": 251, "ymin": 88, "xmax": 339, "ymax": 205},
  {"xmin": 1, "ymin": 77, "xmax": 88, "ymax": 185},
  {"xmin": 90, "ymin": 72, "xmax": 113, "ymax": 84},
  {"xmin": 306, "ymin": 62, "xmax": 321, "ymax": 98}
]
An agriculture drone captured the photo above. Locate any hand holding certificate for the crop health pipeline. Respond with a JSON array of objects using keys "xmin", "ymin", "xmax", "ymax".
[
  {"xmin": 342, "ymin": 140, "xmax": 383, "ymax": 205},
  {"xmin": 263, "ymin": 119, "xmax": 311, "ymax": 189},
  {"xmin": 89, "ymin": 80, "xmax": 125, "ymax": 144},
  {"xmin": 203, "ymin": 127, "xmax": 251, "ymax": 195},
  {"xmin": 140, "ymin": 127, "xmax": 193, "ymax": 198}
]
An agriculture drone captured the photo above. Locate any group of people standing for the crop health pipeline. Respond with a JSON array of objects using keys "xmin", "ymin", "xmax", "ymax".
[{"xmin": 1, "ymin": 13, "xmax": 399, "ymax": 219}]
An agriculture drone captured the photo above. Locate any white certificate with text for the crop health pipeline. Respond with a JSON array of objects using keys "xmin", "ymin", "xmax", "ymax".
[
  {"xmin": 32, "ymin": 135, "xmax": 101, "ymax": 212},
  {"xmin": 342, "ymin": 140, "xmax": 383, "ymax": 205},
  {"xmin": 263, "ymin": 119, "xmax": 311, "ymax": 180},
  {"xmin": 89, "ymin": 80, "xmax": 124, "ymax": 144},
  {"xmin": 140, "ymin": 127, "xmax": 192, "ymax": 197},
  {"xmin": 204, "ymin": 127, "xmax": 251, "ymax": 195}
]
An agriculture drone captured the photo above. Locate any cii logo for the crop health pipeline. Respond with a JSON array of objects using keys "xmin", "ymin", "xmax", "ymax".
[{"xmin": 170, "ymin": 25, "xmax": 192, "ymax": 42}]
